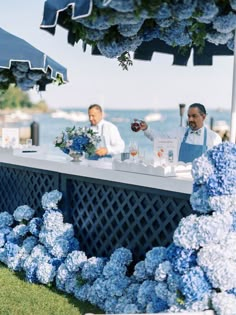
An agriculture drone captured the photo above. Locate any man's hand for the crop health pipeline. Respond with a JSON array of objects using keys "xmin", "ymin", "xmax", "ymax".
[
  {"xmin": 140, "ymin": 121, "xmax": 148, "ymax": 131},
  {"xmin": 95, "ymin": 147, "xmax": 108, "ymax": 156}
]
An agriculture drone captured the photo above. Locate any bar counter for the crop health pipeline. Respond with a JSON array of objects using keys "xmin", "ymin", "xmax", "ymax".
[{"xmin": 0, "ymin": 148, "xmax": 194, "ymax": 260}]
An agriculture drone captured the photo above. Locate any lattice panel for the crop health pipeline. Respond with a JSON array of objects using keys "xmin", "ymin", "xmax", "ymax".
[
  {"xmin": 68, "ymin": 178, "xmax": 192, "ymax": 261},
  {"xmin": 0, "ymin": 164, "xmax": 59, "ymax": 215}
]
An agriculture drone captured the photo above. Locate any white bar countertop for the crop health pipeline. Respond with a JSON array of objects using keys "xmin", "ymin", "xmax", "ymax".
[{"xmin": 0, "ymin": 147, "xmax": 193, "ymax": 194}]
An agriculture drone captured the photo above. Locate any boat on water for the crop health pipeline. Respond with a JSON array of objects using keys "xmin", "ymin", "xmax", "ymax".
[
  {"xmin": 213, "ymin": 120, "xmax": 230, "ymax": 132},
  {"xmin": 144, "ymin": 112, "xmax": 163, "ymax": 122},
  {"xmin": 1, "ymin": 110, "xmax": 32, "ymax": 123},
  {"xmin": 51, "ymin": 110, "xmax": 88, "ymax": 122}
]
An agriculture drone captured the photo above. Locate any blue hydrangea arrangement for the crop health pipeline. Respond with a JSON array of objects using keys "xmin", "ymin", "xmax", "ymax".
[
  {"xmin": 45, "ymin": 1, "xmax": 236, "ymax": 64},
  {"xmin": 1, "ymin": 142, "xmax": 236, "ymax": 314},
  {"xmin": 54, "ymin": 126, "xmax": 101, "ymax": 157}
]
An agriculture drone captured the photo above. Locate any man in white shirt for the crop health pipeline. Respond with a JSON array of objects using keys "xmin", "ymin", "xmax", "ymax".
[
  {"xmin": 88, "ymin": 104, "xmax": 125, "ymax": 158},
  {"xmin": 136, "ymin": 103, "xmax": 222, "ymax": 163}
]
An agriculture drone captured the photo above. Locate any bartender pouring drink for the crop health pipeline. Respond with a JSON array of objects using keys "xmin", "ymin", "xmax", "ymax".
[
  {"xmin": 133, "ymin": 103, "xmax": 222, "ymax": 163},
  {"xmin": 88, "ymin": 104, "xmax": 125, "ymax": 158}
]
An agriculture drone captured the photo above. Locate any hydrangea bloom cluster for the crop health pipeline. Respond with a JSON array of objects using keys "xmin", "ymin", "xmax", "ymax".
[
  {"xmin": 42, "ymin": 1, "xmax": 236, "ymax": 60},
  {"xmin": 54, "ymin": 125, "xmax": 101, "ymax": 157},
  {"xmin": 1, "ymin": 142, "xmax": 236, "ymax": 314},
  {"xmin": 0, "ymin": 61, "xmax": 64, "ymax": 92}
]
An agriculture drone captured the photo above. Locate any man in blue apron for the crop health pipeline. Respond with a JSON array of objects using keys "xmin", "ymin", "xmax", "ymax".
[
  {"xmin": 134, "ymin": 103, "xmax": 222, "ymax": 163},
  {"xmin": 88, "ymin": 104, "xmax": 125, "ymax": 159}
]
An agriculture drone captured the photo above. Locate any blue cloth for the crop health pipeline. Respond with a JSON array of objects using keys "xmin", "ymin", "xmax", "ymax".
[{"xmin": 178, "ymin": 127, "xmax": 207, "ymax": 163}]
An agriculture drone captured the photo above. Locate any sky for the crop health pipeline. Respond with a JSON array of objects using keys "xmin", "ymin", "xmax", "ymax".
[{"xmin": 0, "ymin": 1, "xmax": 235, "ymax": 111}]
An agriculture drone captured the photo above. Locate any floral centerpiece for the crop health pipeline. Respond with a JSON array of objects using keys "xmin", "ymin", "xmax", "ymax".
[{"xmin": 54, "ymin": 126, "xmax": 101, "ymax": 160}]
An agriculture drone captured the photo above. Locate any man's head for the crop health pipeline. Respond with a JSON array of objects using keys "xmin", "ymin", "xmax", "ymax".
[
  {"xmin": 187, "ymin": 103, "xmax": 207, "ymax": 130},
  {"xmin": 88, "ymin": 104, "xmax": 103, "ymax": 126}
]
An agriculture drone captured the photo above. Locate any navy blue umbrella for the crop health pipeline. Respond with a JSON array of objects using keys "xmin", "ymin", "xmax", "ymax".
[
  {"xmin": 40, "ymin": 0, "xmax": 92, "ymax": 37},
  {"xmin": 0, "ymin": 27, "xmax": 68, "ymax": 91}
]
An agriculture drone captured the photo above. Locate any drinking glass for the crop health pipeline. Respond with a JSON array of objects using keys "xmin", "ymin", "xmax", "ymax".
[
  {"xmin": 26, "ymin": 138, "xmax": 32, "ymax": 148},
  {"xmin": 129, "ymin": 142, "xmax": 138, "ymax": 161},
  {"xmin": 138, "ymin": 149, "xmax": 146, "ymax": 163}
]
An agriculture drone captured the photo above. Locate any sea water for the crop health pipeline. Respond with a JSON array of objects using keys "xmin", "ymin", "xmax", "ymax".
[{"xmin": 31, "ymin": 108, "xmax": 231, "ymax": 157}]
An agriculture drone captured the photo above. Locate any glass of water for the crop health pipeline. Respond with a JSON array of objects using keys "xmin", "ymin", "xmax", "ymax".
[{"xmin": 26, "ymin": 138, "xmax": 32, "ymax": 148}]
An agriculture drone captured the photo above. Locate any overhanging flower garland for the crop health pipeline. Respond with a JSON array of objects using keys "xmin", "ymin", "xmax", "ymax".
[
  {"xmin": 43, "ymin": 0, "xmax": 236, "ymax": 68},
  {"xmin": 1, "ymin": 141, "xmax": 236, "ymax": 314}
]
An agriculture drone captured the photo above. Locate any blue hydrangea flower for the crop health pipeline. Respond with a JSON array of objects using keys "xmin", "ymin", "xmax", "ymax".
[
  {"xmin": 0, "ymin": 227, "xmax": 11, "ymax": 248},
  {"xmin": 110, "ymin": 247, "xmax": 132, "ymax": 265},
  {"xmin": 0, "ymin": 212, "xmax": 13, "ymax": 228},
  {"xmin": 28, "ymin": 217, "xmax": 43, "ymax": 237},
  {"xmin": 79, "ymin": 10, "xmax": 112, "ymax": 30},
  {"xmin": 103, "ymin": 261, "xmax": 127, "ymax": 278},
  {"xmin": 81, "ymin": 256, "xmax": 107, "ymax": 282},
  {"xmin": 195, "ymin": 0, "xmax": 219, "ymax": 24},
  {"xmin": 144, "ymin": 247, "xmax": 167, "ymax": 275},
  {"xmin": 84, "ymin": 28, "xmax": 106, "ymax": 41},
  {"xmin": 105, "ymin": 275, "xmax": 131, "ymax": 297},
  {"xmin": 64, "ymin": 273, "xmax": 78, "ymax": 294},
  {"xmin": 118, "ymin": 21, "xmax": 144, "ymax": 37},
  {"xmin": 206, "ymin": 31, "xmax": 233, "ymax": 45},
  {"xmin": 49, "ymin": 237, "xmax": 71, "ymax": 258},
  {"xmin": 42, "ymin": 210, "xmax": 64, "ymax": 231},
  {"xmin": 154, "ymin": 260, "xmax": 172, "ymax": 281},
  {"xmin": 213, "ymin": 12, "xmax": 236, "ymax": 34},
  {"xmin": 174, "ymin": 212, "xmax": 232, "ymax": 250},
  {"xmin": 198, "ymin": 233, "xmax": 236, "ymax": 291},
  {"xmin": 137, "ymin": 280, "xmax": 166, "ymax": 310},
  {"xmin": 41, "ymin": 190, "xmax": 62, "ymax": 210},
  {"xmin": 154, "ymin": 3, "xmax": 171, "ymax": 20},
  {"xmin": 13, "ymin": 205, "xmax": 35, "ymax": 222},
  {"xmin": 133, "ymin": 260, "xmax": 148, "ymax": 282},
  {"xmin": 97, "ymin": 35, "xmax": 142, "ymax": 58},
  {"xmin": 74, "ymin": 283, "xmax": 91, "ymax": 301},
  {"xmin": 179, "ymin": 266, "xmax": 211, "ymax": 302},
  {"xmin": 55, "ymin": 263, "xmax": 71, "ymax": 291},
  {"xmin": 36, "ymin": 261, "xmax": 57, "ymax": 284},
  {"xmin": 208, "ymin": 195, "xmax": 236, "ymax": 213},
  {"xmin": 190, "ymin": 185, "xmax": 211, "ymax": 213},
  {"xmin": 87, "ymin": 277, "xmax": 108, "ymax": 309},
  {"xmin": 171, "ymin": 0, "xmax": 197, "ymax": 20},
  {"xmin": 146, "ymin": 298, "xmax": 168, "ymax": 313},
  {"xmin": 166, "ymin": 244, "xmax": 197, "ymax": 275},
  {"xmin": 191, "ymin": 154, "xmax": 214, "ymax": 185},
  {"xmin": 22, "ymin": 236, "xmax": 38, "ymax": 254},
  {"xmin": 158, "ymin": 21, "xmax": 192, "ymax": 47},
  {"xmin": 65, "ymin": 250, "xmax": 87, "ymax": 272}
]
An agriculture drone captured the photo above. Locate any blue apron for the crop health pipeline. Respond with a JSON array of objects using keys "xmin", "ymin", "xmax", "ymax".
[{"xmin": 178, "ymin": 127, "xmax": 207, "ymax": 163}]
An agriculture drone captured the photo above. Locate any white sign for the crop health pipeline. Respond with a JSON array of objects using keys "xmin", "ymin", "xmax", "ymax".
[
  {"xmin": 2, "ymin": 128, "xmax": 19, "ymax": 148},
  {"xmin": 154, "ymin": 138, "xmax": 178, "ymax": 166}
]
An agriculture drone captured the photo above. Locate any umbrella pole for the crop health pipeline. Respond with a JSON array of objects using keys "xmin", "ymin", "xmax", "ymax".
[{"xmin": 230, "ymin": 30, "xmax": 236, "ymax": 143}]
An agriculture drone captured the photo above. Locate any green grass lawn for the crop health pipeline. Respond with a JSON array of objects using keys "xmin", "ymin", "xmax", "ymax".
[{"xmin": 0, "ymin": 264, "xmax": 101, "ymax": 315}]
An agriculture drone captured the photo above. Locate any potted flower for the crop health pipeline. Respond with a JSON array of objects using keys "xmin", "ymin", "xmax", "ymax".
[{"xmin": 54, "ymin": 126, "xmax": 101, "ymax": 161}]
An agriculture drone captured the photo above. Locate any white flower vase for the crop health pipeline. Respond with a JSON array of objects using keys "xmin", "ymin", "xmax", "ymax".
[{"xmin": 69, "ymin": 151, "xmax": 83, "ymax": 162}]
